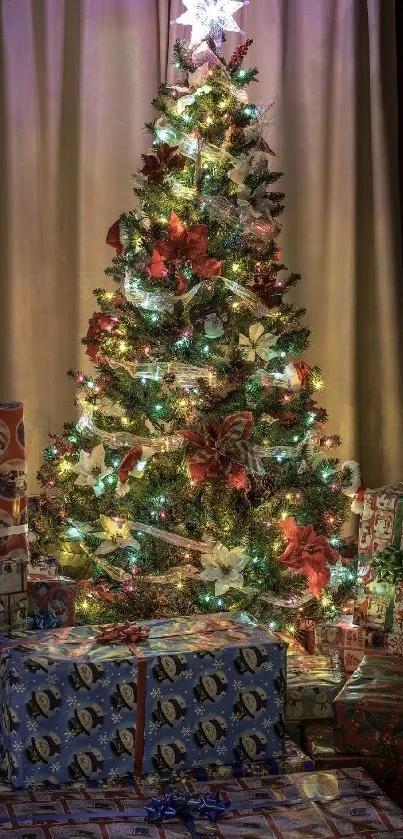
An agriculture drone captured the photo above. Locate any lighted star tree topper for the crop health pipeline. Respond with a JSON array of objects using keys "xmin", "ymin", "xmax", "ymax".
[{"xmin": 172, "ymin": 0, "xmax": 249, "ymax": 47}]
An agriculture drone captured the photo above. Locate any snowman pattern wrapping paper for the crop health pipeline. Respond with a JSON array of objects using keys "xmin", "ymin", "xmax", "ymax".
[{"xmin": 0, "ymin": 612, "xmax": 287, "ymax": 788}]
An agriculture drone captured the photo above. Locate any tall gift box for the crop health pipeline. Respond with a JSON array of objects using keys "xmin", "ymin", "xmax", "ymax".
[
  {"xmin": 286, "ymin": 652, "xmax": 345, "ymax": 721},
  {"xmin": 354, "ymin": 485, "xmax": 403, "ymax": 632},
  {"xmin": 0, "ymin": 403, "xmax": 28, "ymax": 631},
  {"xmin": 358, "ymin": 484, "xmax": 403, "ymax": 557},
  {"xmin": 0, "ymin": 612, "xmax": 287, "ymax": 788},
  {"xmin": 333, "ymin": 653, "xmax": 403, "ymax": 760}
]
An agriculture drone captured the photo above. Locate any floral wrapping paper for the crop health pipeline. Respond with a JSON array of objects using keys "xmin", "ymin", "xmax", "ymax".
[
  {"xmin": 27, "ymin": 575, "xmax": 77, "ymax": 628},
  {"xmin": 302, "ymin": 720, "xmax": 403, "ymax": 806},
  {"xmin": 333, "ymin": 653, "xmax": 403, "ymax": 760},
  {"xmin": 0, "ymin": 767, "xmax": 402, "ymax": 837},
  {"xmin": 286, "ymin": 652, "xmax": 345, "ymax": 721},
  {"xmin": 0, "ymin": 403, "xmax": 28, "ymax": 632},
  {"xmin": 0, "ymin": 613, "xmax": 287, "ymax": 788}
]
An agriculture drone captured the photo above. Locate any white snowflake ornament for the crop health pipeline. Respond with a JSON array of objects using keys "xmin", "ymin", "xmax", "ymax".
[
  {"xmin": 71, "ymin": 443, "xmax": 113, "ymax": 496},
  {"xmin": 239, "ymin": 323, "xmax": 277, "ymax": 362},
  {"xmin": 172, "ymin": 0, "xmax": 249, "ymax": 47}
]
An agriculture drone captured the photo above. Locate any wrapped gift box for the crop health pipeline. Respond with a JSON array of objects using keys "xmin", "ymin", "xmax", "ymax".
[
  {"xmin": 27, "ymin": 555, "xmax": 58, "ymax": 577},
  {"xmin": 0, "ymin": 612, "xmax": 287, "ymax": 788},
  {"xmin": 27, "ymin": 574, "xmax": 76, "ymax": 628},
  {"xmin": 303, "ymin": 720, "xmax": 403, "ymax": 806},
  {"xmin": 333, "ymin": 653, "xmax": 403, "ymax": 760},
  {"xmin": 0, "ymin": 768, "xmax": 402, "ymax": 837},
  {"xmin": 286, "ymin": 652, "xmax": 345, "ymax": 721},
  {"xmin": 358, "ymin": 484, "xmax": 403, "ymax": 556},
  {"xmin": 314, "ymin": 620, "xmax": 392, "ymax": 673},
  {"xmin": 314, "ymin": 620, "xmax": 366, "ymax": 654},
  {"xmin": 0, "ymin": 403, "xmax": 28, "ymax": 633}
]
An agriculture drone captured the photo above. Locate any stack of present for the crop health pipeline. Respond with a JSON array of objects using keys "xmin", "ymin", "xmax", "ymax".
[
  {"xmin": 1, "ymin": 766, "xmax": 403, "ymax": 837},
  {"xmin": 303, "ymin": 485, "xmax": 403, "ymax": 674},
  {"xmin": 0, "ymin": 403, "xmax": 28, "ymax": 633}
]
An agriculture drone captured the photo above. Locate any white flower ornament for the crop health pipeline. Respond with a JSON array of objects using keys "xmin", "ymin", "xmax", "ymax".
[
  {"xmin": 239, "ymin": 324, "xmax": 277, "ymax": 362},
  {"xmin": 72, "ymin": 444, "xmax": 113, "ymax": 497},
  {"xmin": 199, "ymin": 543, "xmax": 250, "ymax": 595},
  {"xmin": 94, "ymin": 516, "xmax": 140, "ymax": 555}
]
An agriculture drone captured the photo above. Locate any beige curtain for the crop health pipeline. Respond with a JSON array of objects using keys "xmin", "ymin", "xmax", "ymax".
[{"xmin": 1, "ymin": 0, "xmax": 402, "ymax": 493}]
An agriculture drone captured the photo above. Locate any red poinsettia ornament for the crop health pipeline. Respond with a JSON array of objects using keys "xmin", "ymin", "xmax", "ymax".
[
  {"xmin": 279, "ymin": 517, "xmax": 339, "ymax": 598},
  {"xmin": 179, "ymin": 411, "xmax": 264, "ymax": 490},
  {"xmin": 141, "ymin": 144, "xmax": 186, "ymax": 184},
  {"xmin": 87, "ymin": 312, "xmax": 119, "ymax": 340},
  {"xmin": 149, "ymin": 211, "xmax": 221, "ymax": 290}
]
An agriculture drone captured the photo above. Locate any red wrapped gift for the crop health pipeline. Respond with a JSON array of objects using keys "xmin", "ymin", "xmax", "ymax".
[
  {"xmin": 333, "ymin": 653, "xmax": 403, "ymax": 759},
  {"xmin": 303, "ymin": 720, "xmax": 403, "ymax": 806},
  {"xmin": 27, "ymin": 573, "xmax": 76, "ymax": 627},
  {"xmin": 0, "ymin": 402, "xmax": 28, "ymax": 631}
]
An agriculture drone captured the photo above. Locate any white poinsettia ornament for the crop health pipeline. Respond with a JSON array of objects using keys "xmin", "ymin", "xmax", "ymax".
[
  {"xmin": 199, "ymin": 543, "xmax": 250, "ymax": 595},
  {"xmin": 72, "ymin": 444, "xmax": 113, "ymax": 496},
  {"xmin": 239, "ymin": 324, "xmax": 277, "ymax": 362},
  {"xmin": 94, "ymin": 515, "xmax": 140, "ymax": 555}
]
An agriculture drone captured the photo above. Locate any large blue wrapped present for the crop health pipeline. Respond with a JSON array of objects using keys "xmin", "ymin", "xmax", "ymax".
[{"xmin": 0, "ymin": 612, "xmax": 286, "ymax": 787}]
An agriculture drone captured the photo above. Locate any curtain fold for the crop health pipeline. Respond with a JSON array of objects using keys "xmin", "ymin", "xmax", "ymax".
[{"xmin": 0, "ymin": 0, "xmax": 401, "ymax": 492}]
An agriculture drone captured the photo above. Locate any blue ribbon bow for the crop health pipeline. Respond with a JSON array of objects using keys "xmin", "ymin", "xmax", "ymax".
[{"xmin": 146, "ymin": 792, "xmax": 230, "ymax": 834}]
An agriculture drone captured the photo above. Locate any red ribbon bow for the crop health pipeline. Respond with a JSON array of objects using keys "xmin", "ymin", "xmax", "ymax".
[
  {"xmin": 96, "ymin": 621, "xmax": 150, "ymax": 645},
  {"xmin": 106, "ymin": 217, "xmax": 124, "ymax": 254},
  {"xmin": 148, "ymin": 211, "xmax": 221, "ymax": 293},
  {"xmin": 179, "ymin": 411, "xmax": 262, "ymax": 490}
]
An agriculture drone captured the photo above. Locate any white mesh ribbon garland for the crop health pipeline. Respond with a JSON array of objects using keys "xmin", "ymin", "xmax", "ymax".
[
  {"xmin": 108, "ymin": 359, "xmax": 216, "ymax": 389},
  {"xmin": 129, "ymin": 522, "xmax": 214, "ymax": 553},
  {"xmin": 124, "ymin": 270, "xmax": 271, "ymax": 317},
  {"xmin": 76, "ymin": 411, "xmax": 183, "ymax": 453}
]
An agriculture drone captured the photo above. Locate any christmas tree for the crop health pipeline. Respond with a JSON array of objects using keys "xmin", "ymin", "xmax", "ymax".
[{"xmin": 33, "ymin": 0, "xmax": 357, "ymax": 628}]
